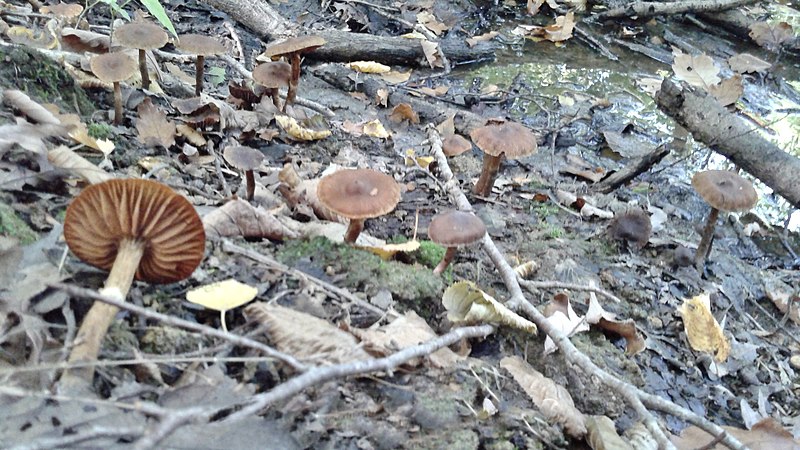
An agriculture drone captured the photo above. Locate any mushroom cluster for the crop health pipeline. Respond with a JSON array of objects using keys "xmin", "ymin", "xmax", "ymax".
[
  {"xmin": 113, "ymin": 21, "xmax": 168, "ymax": 90},
  {"xmin": 691, "ymin": 170, "xmax": 757, "ymax": 270},
  {"xmin": 252, "ymin": 61, "xmax": 292, "ymax": 110},
  {"xmin": 259, "ymin": 35, "xmax": 325, "ymax": 110},
  {"xmin": 62, "ymin": 179, "xmax": 205, "ymax": 383}
]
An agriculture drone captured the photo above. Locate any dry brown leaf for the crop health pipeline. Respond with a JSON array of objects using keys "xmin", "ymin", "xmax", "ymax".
[
  {"xmin": 544, "ymin": 12, "xmax": 576, "ymax": 42},
  {"xmin": 586, "ymin": 293, "xmax": 645, "ymax": 355},
  {"xmin": 420, "ymin": 40, "xmax": 444, "ymax": 68},
  {"xmin": 136, "ymin": 98, "xmax": 176, "ymax": 149},
  {"xmin": 351, "ymin": 311, "xmax": 462, "ymax": 368},
  {"xmin": 749, "ymin": 21, "xmax": 794, "ymax": 51},
  {"xmin": 708, "ymin": 75, "xmax": 743, "ymax": 107},
  {"xmin": 347, "ymin": 61, "xmax": 391, "ymax": 74},
  {"xmin": 501, "ymin": 355, "xmax": 587, "ymax": 437},
  {"xmin": 357, "ymin": 240, "xmax": 421, "ymax": 260},
  {"xmin": 244, "ymin": 302, "xmax": 372, "ymax": 366},
  {"xmin": 728, "ymin": 53, "xmax": 771, "ymax": 74},
  {"xmin": 382, "ymin": 70, "xmax": 412, "ymax": 84},
  {"xmin": 417, "ymin": 86, "xmax": 449, "ymax": 97},
  {"xmin": 542, "ymin": 292, "xmax": 589, "ymax": 354},
  {"xmin": 436, "ymin": 114, "xmax": 456, "ymax": 136},
  {"xmin": 672, "ymin": 417, "xmax": 799, "ymax": 449},
  {"xmin": 672, "ymin": 51, "xmax": 721, "ymax": 88},
  {"xmin": 586, "ymin": 416, "xmax": 634, "ymax": 450},
  {"xmin": 466, "ymin": 31, "xmax": 499, "ymax": 47},
  {"xmin": 203, "ymin": 199, "xmax": 299, "ymax": 240},
  {"xmin": 389, "ymin": 103, "xmax": 420, "ymax": 124},
  {"xmin": 416, "ymin": 11, "xmax": 448, "ymax": 35},
  {"xmin": 47, "ymin": 146, "xmax": 112, "ymax": 184},
  {"xmin": 375, "ymin": 88, "xmax": 389, "ymax": 107},
  {"xmin": 278, "ymin": 164, "xmax": 343, "ymax": 222},
  {"xmin": 677, "ymin": 294, "xmax": 730, "ymax": 362},
  {"xmin": 560, "ymin": 154, "xmax": 605, "ymax": 183},
  {"xmin": 60, "ymin": 27, "xmax": 109, "ymax": 53},
  {"xmin": 513, "ymin": 260, "xmax": 540, "ymax": 278}
]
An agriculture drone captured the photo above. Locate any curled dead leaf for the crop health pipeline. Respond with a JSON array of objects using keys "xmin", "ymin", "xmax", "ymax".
[
  {"xmin": 677, "ymin": 294, "xmax": 730, "ymax": 362},
  {"xmin": 442, "ymin": 281, "xmax": 537, "ymax": 333},
  {"xmin": 203, "ymin": 199, "xmax": 299, "ymax": 240}
]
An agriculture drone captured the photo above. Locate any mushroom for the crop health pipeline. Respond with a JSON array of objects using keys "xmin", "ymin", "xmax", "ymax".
[
  {"xmin": 89, "ymin": 52, "xmax": 137, "ymax": 125},
  {"xmin": 259, "ymin": 35, "xmax": 325, "ymax": 110},
  {"xmin": 252, "ymin": 61, "xmax": 291, "ymax": 110},
  {"xmin": 316, "ymin": 168, "xmax": 401, "ymax": 243},
  {"xmin": 223, "ymin": 145, "xmax": 264, "ymax": 201},
  {"xmin": 607, "ymin": 209, "xmax": 652, "ymax": 250},
  {"xmin": 442, "ymin": 134, "xmax": 472, "ymax": 157},
  {"xmin": 427, "ymin": 210, "xmax": 486, "ymax": 274},
  {"xmin": 41, "ymin": 2, "xmax": 83, "ymax": 24},
  {"xmin": 470, "ymin": 120, "xmax": 538, "ymax": 196},
  {"xmin": 62, "ymin": 179, "xmax": 205, "ymax": 382},
  {"xmin": 113, "ymin": 21, "xmax": 168, "ymax": 90},
  {"xmin": 691, "ymin": 169, "xmax": 757, "ymax": 270},
  {"xmin": 177, "ymin": 33, "xmax": 226, "ymax": 96}
]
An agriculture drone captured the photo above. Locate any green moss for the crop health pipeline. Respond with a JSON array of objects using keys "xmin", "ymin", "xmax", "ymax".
[
  {"xmin": 0, "ymin": 202, "xmax": 38, "ymax": 244},
  {"xmin": 277, "ymin": 237, "xmax": 445, "ymax": 316},
  {"xmin": 141, "ymin": 326, "xmax": 205, "ymax": 354},
  {"xmin": 0, "ymin": 46, "xmax": 94, "ymax": 115},
  {"xmin": 88, "ymin": 122, "xmax": 112, "ymax": 140},
  {"xmin": 417, "ymin": 240, "xmax": 445, "ymax": 269}
]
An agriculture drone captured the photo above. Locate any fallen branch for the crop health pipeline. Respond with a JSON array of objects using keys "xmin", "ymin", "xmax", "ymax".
[
  {"xmin": 592, "ymin": 145, "xmax": 670, "ymax": 194},
  {"xmin": 426, "ymin": 126, "xmax": 746, "ymax": 450},
  {"xmin": 594, "ymin": 0, "xmax": 759, "ymax": 21}
]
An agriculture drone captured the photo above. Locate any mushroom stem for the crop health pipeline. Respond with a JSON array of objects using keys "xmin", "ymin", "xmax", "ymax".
[
  {"xmin": 138, "ymin": 48, "xmax": 150, "ymax": 90},
  {"xmin": 344, "ymin": 218, "xmax": 365, "ymax": 243},
  {"xmin": 195, "ymin": 55, "xmax": 205, "ymax": 96},
  {"xmin": 434, "ymin": 247, "xmax": 458, "ymax": 275},
  {"xmin": 112, "ymin": 81, "xmax": 123, "ymax": 125},
  {"xmin": 62, "ymin": 239, "xmax": 144, "ymax": 384},
  {"xmin": 245, "ymin": 169, "xmax": 255, "ymax": 201},
  {"xmin": 284, "ymin": 53, "xmax": 301, "ymax": 110},
  {"xmin": 270, "ymin": 87, "xmax": 281, "ymax": 110},
  {"xmin": 694, "ymin": 207, "xmax": 720, "ymax": 271},
  {"xmin": 473, "ymin": 154, "xmax": 503, "ymax": 196}
]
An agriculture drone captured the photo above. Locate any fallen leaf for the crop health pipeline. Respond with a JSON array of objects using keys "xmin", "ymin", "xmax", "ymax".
[
  {"xmin": 728, "ymin": 53, "xmax": 771, "ymax": 74},
  {"xmin": 47, "ymin": 146, "xmax": 112, "ymax": 184},
  {"xmin": 363, "ymin": 119, "xmax": 390, "ymax": 138},
  {"xmin": 708, "ymin": 75, "xmax": 743, "ymax": 107},
  {"xmin": 542, "ymin": 292, "xmax": 589, "ymax": 354},
  {"xmin": 136, "ymin": 98, "xmax": 176, "ymax": 149},
  {"xmin": 203, "ymin": 199, "xmax": 299, "ymax": 240},
  {"xmin": 749, "ymin": 21, "xmax": 794, "ymax": 51},
  {"xmin": 560, "ymin": 154, "xmax": 605, "ymax": 183},
  {"xmin": 602, "ymin": 130, "xmax": 659, "ymax": 159},
  {"xmin": 382, "ymin": 70, "xmax": 412, "ymax": 84},
  {"xmin": 375, "ymin": 88, "xmax": 389, "ymax": 107},
  {"xmin": 347, "ymin": 60, "xmax": 391, "ymax": 74},
  {"xmin": 466, "ymin": 31, "xmax": 499, "ymax": 47},
  {"xmin": 176, "ymin": 123, "xmax": 206, "ymax": 147},
  {"xmin": 586, "ymin": 291, "xmax": 645, "ymax": 355},
  {"xmin": 501, "ymin": 355, "xmax": 587, "ymax": 437},
  {"xmin": 389, "ymin": 103, "xmax": 420, "ymax": 124},
  {"xmin": 672, "ymin": 51, "xmax": 721, "ymax": 88},
  {"xmin": 672, "ymin": 417, "xmax": 799, "ymax": 449},
  {"xmin": 416, "ymin": 11, "xmax": 448, "ymax": 35},
  {"xmin": 544, "ymin": 12, "xmax": 576, "ymax": 42},
  {"xmin": 357, "ymin": 239, "xmax": 421, "ymax": 260},
  {"xmin": 677, "ymin": 293, "xmax": 730, "ymax": 362},
  {"xmin": 275, "ymin": 114, "xmax": 331, "ymax": 141},
  {"xmin": 186, "ymin": 279, "xmax": 258, "ymax": 331},
  {"xmin": 420, "ymin": 40, "xmax": 444, "ymax": 68},
  {"xmin": 442, "ymin": 280, "xmax": 537, "ymax": 333},
  {"xmin": 586, "ymin": 416, "xmax": 634, "ymax": 450},
  {"xmin": 404, "ymin": 148, "xmax": 434, "ymax": 169}
]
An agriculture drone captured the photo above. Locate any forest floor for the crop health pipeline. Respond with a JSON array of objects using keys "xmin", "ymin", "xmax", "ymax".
[{"xmin": 1, "ymin": 0, "xmax": 800, "ymax": 448}]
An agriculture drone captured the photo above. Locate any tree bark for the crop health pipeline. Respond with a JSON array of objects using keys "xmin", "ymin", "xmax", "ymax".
[
  {"xmin": 593, "ymin": 0, "xmax": 758, "ymax": 21},
  {"xmin": 656, "ymin": 79, "xmax": 800, "ymax": 209}
]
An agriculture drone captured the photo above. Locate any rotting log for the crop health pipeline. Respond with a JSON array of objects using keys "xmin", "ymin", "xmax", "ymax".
[
  {"xmin": 593, "ymin": 0, "xmax": 759, "ymax": 21},
  {"xmin": 312, "ymin": 63, "xmax": 486, "ymax": 133},
  {"xmin": 656, "ymin": 79, "xmax": 800, "ymax": 209}
]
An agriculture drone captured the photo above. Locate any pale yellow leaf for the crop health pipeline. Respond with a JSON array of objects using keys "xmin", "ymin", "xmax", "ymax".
[
  {"xmin": 442, "ymin": 281, "xmax": 537, "ymax": 333},
  {"xmin": 275, "ymin": 114, "xmax": 331, "ymax": 141},
  {"xmin": 347, "ymin": 61, "xmax": 391, "ymax": 74},
  {"xmin": 677, "ymin": 293, "xmax": 730, "ymax": 362},
  {"xmin": 358, "ymin": 239, "xmax": 420, "ymax": 260},
  {"xmin": 382, "ymin": 70, "xmax": 412, "ymax": 84},
  {"xmin": 363, "ymin": 119, "xmax": 390, "ymax": 138}
]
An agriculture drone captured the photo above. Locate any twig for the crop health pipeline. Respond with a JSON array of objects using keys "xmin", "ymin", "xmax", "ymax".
[
  {"xmin": 426, "ymin": 126, "xmax": 746, "ymax": 450},
  {"xmin": 594, "ymin": 0, "xmax": 758, "ymax": 21},
  {"xmin": 221, "ymin": 239, "xmax": 393, "ymax": 319},
  {"xmin": 48, "ymin": 282, "xmax": 307, "ymax": 372},
  {"xmin": 518, "ymin": 279, "xmax": 623, "ymax": 304},
  {"xmin": 9, "ymin": 425, "xmax": 144, "ymax": 450},
  {"xmin": 207, "ymin": 140, "xmax": 232, "ymax": 199},
  {"xmin": 221, "ymin": 324, "xmax": 494, "ymax": 422}
]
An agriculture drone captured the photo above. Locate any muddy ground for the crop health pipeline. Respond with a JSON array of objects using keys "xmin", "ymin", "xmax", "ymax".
[{"xmin": 1, "ymin": 0, "xmax": 800, "ymax": 448}]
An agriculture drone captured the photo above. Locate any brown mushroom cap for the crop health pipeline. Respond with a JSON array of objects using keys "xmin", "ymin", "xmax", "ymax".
[
  {"xmin": 89, "ymin": 52, "xmax": 137, "ymax": 83},
  {"xmin": 428, "ymin": 210, "xmax": 486, "ymax": 247},
  {"xmin": 114, "ymin": 21, "xmax": 168, "ymax": 50},
  {"xmin": 177, "ymin": 33, "xmax": 226, "ymax": 56},
  {"xmin": 41, "ymin": 2, "xmax": 83, "ymax": 19},
  {"xmin": 316, "ymin": 169, "xmax": 401, "ymax": 219},
  {"xmin": 442, "ymin": 134, "xmax": 472, "ymax": 157},
  {"xmin": 223, "ymin": 145, "xmax": 264, "ymax": 171},
  {"xmin": 252, "ymin": 61, "xmax": 292, "ymax": 89},
  {"xmin": 691, "ymin": 170, "xmax": 757, "ymax": 212},
  {"xmin": 261, "ymin": 35, "xmax": 326, "ymax": 58},
  {"xmin": 63, "ymin": 179, "xmax": 205, "ymax": 283},
  {"xmin": 607, "ymin": 209, "xmax": 652, "ymax": 249},
  {"xmin": 470, "ymin": 121, "xmax": 538, "ymax": 159}
]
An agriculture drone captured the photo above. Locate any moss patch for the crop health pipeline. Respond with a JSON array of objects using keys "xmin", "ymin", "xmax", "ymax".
[{"xmin": 0, "ymin": 202, "xmax": 38, "ymax": 244}]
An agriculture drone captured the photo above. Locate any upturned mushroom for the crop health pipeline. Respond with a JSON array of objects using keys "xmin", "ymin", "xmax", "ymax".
[
  {"xmin": 470, "ymin": 120, "xmax": 537, "ymax": 196},
  {"xmin": 316, "ymin": 168, "xmax": 400, "ymax": 243},
  {"xmin": 428, "ymin": 210, "xmax": 486, "ymax": 274},
  {"xmin": 177, "ymin": 33, "xmax": 226, "ymax": 95},
  {"xmin": 252, "ymin": 61, "xmax": 291, "ymax": 110},
  {"xmin": 223, "ymin": 145, "xmax": 264, "ymax": 201},
  {"xmin": 258, "ymin": 35, "xmax": 325, "ymax": 110},
  {"xmin": 89, "ymin": 52, "xmax": 137, "ymax": 125},
  {"xmin": 113, "ymin": 21, "xmax": 168, "ymax": 90},
  {"xmin": 607, "ymin": 209, "xmax": 652, "ymax": 250},
  {"xmin": 691, "ymin": 169, "xmax": 757, "ymax": 270},
  {"xmin": 62, "ymin": 179, "xmax": 205, "ymax": 383}
]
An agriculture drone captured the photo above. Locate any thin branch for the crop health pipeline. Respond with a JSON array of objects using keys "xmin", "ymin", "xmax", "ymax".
[
  {"xmin": 426, "ymin": 126, "xmax": 746, "ymax": 450},
  {"xmin": 518, "ymin": 279, "xmax": 623, "ymax": 304},
  {"xmin": 48, "ymin": 282, "xmax": 307, "ymax": 372}
]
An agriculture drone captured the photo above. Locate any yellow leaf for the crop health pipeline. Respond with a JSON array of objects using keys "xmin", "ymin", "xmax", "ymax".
[
  {"xmin": 186, "ymin": 279, "xmax": 258, "ymax": 311},
  {"xmin": 358, "ymin": 240, "xmax": 421, "ymax": 260},
  {"xmin": 404, "ymin": 149, "xmax": 434, "ymax": 169},
  {"xmin": 381, "ymin": 70, "xmax": 412, "ymax": 84},
  {"xmin": 69, "ymin": 128, "xmax": 115, "ymax": 155},
  {"xmin": 400, "ymin": 32, "xmax": 427, "ymax": 40},
  {"xmin": 275, "ymin": 114, "xmax": 331, "ymax": 141},
  {"xmin": 363, "ymin": 119, "xmax": 390, "ymax": 138},
  {"xmin": 347, "ymin": 61, "xmax": 391, "ymax": 74},
  {"xmin": 443, "ymin": 281, "xmax": 537, "ymax": 333},
  {"xmin": 677, "ymin": 294, "xmax": 730, "ymax": 362}
]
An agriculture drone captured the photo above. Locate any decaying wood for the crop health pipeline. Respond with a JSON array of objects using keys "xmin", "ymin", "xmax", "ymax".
[
  {"xmin": 594, "ymin": 0, "xmax": 758, "ymax": 21},
  {"xmin": 592, "ymin": 145, "xmax": 670, "ymax": 194},
  {"xmin": 312, "ymin": 63, "xmax": 487, "ymax": 134},
  {"xmin": 198, "ymin": 0, "xmax": 294, "ymax": 40},
  {"xmin": 656, "ymin": 79, "xmax": 800, "ymax": 209}
]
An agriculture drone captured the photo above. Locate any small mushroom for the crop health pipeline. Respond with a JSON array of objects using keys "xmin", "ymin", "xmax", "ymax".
[
  {"xmin": 259, "ymin": 35, "xmax": 325, "ymax": 110},
  {"xmin": 691, "ymin": 170, "xmax": 757, "ymax": 270},
  {"xmin": 470, "ymin": 120, "xmax": 538, "ymax": 196},
  {"xmin": 252, "ymin": 61, "xmax": 291, "ymax": 110},
  {"xmin": 113, "ymin": 21, "xmax": 168, "ymax": 90},
  {"xmin": 223, "ymin": 145, "xmax": 264, "ymax": 201},
  {"xmin": 89, "ymin": 52, "xmax": 137, "ymax": 125},
  {"xmin": 316, "ymin": 168, "xmax": 401, "ymax": 243},
  {"xmin": 177, "ymin": 33, "xmax": 226, "ymax": 95},
  {"xmin": 62, "ymin": 179, "xmax": 205, "ymax": 383},
  {"xmin": 428, "ymin": 210, "xmax": 486, "ymax": 274},
  {"xmin": 442, "ymin": 134, "xmax": 472, "ymax": 157},
  {"xmin": 607, "ymin": 209, "xmax": 652, "ymax": 250},
  {"xmin": 41, "ymin": 2, "xmax": 83, "ymax": 24}
]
